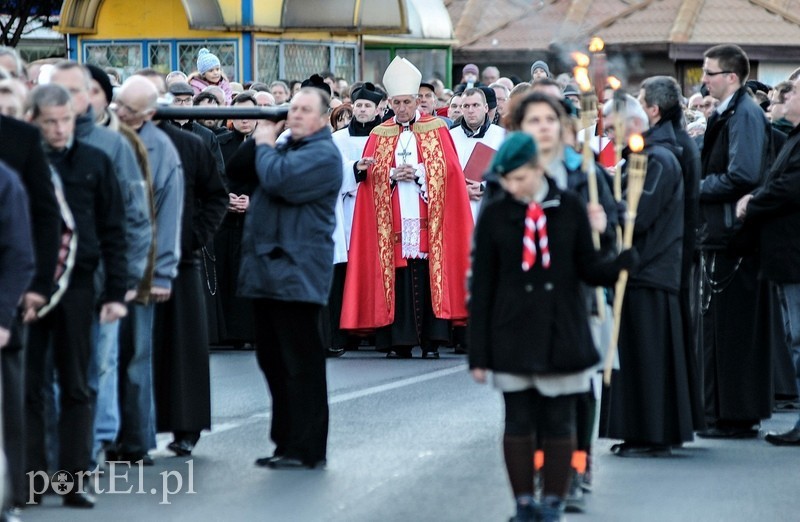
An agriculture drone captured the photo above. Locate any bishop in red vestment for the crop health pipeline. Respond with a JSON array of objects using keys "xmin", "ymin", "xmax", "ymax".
[{"xmin": 341, "ymin": 57, "xmax": 473, "ymax": 358}]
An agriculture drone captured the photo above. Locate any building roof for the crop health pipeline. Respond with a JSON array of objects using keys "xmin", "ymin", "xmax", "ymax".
[{"xmin": 448, "ymin": 0, "xmax": 800, "ymax": 53}]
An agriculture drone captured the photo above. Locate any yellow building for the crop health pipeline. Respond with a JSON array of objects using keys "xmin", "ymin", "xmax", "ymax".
[{"xmin": 57, "ymin": 0, "xmax": 454, "ymax": 85}]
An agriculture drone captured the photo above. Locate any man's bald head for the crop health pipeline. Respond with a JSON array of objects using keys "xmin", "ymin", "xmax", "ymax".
[{"xmin": 115, "ymin": 76, "xmax": 159, "ymax": 129}]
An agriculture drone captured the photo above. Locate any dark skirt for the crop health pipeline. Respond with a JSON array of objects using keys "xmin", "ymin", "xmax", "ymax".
[
  {"xmin": 375, "ymin": 259, "xmax": 451, "ymax": 350},
  {"xmin": 606, "ymin": 287, "xmax": 695, "ymax": 446},
  {"xmin": 153, "ymin": 261, "xmax": 211, "ymax": 432},
  {"xmin": 204, "ymin": 214, "xmax": 254, "ymax": 345}
]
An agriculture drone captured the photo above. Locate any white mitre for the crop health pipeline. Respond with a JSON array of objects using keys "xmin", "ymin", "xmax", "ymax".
[{"xmin": 383, "ymin": 56, "xmax": 422, "ymax": 98}]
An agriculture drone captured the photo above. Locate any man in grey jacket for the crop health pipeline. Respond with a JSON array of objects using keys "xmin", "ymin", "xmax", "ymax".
[
  {"xmin": 50, "ymin": 61, "xmax": 152, "ymax": 467},
  {"xmin": 238, "ymin": 88, "xmax": 341, "ymax": 470},
  {"xmin": 112, "ymin": 76, "xmax": 184, "ymax": 464}
]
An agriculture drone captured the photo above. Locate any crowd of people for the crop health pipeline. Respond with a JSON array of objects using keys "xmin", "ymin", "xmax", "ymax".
[{"xmin": 1, "ymin": 42, "xmax": 800, "ymax": 522}]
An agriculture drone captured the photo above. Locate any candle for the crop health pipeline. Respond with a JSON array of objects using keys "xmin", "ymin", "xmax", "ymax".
[{"xmin": 589, "ymin": 37, "xmax": 607, "ymax": 138}]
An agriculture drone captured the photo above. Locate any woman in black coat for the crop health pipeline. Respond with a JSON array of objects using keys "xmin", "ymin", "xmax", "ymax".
[{"xmin": 468, "ymin": 133, "xmax": 635, "ymax": 522}]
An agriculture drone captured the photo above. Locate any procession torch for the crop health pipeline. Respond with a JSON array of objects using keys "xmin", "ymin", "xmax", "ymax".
[
  {"xmin": 573, "ymin": 53, "xmax": 605, "ymax": 321},
  {"xmin": 608, "ymin": 75, "xmax": 625, "ymax": 250},
  {"xmin": 589, "ymin": 37, "xmax": 606, "ymax": 136},
  {"xmin": 603, "ymin": 134, "xmax": 647, "ymax": 385}
]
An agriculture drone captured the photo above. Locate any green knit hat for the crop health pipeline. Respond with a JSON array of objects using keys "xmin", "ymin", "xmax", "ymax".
[{"xmin": 490, "ymin": 132, "xmax": 538, "ymax": 176}]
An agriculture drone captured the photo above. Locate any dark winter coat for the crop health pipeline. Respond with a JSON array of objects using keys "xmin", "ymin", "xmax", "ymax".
[
  {"xmin": 158, "ymin": 122, "xmax": 228, "ymax": 263},
  {"xmin": 238, "ymin": 127, "xmax": 342, "ymax": 304},
  {"xmin": 626, "ymin": 123, "xmax": 685, "ymax": 293},
  {"xmin": 468, "ymin": 179, "xmax": 624, "ymax": 374},
  {"xmin": 0, "ymin": 115, "xmax": 60, "ymax": 298},
  {"xmin": 47, "ymin": 140, "xmax": 127, "ymax": 303},
  {"xmin": 745, "ymin": 124, "xmax": 800, "ymax": 283},
  {"xmin": 0, "ymin": 161, "xmax": 35, "ymax": 329},
  {"xmin": 699, "ymin": 87, "xmax": 772, "ymax": 249}
]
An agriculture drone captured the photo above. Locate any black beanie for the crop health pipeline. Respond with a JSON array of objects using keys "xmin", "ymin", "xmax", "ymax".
[{"xmin": 85, "ymin": 64, "xmax": 114, "ymax": 105}]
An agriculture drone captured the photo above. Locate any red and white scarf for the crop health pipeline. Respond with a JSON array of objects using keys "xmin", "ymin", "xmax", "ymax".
[{"xmin": 522, "ymin": 202, "xmax": 550, "ymax": 271}]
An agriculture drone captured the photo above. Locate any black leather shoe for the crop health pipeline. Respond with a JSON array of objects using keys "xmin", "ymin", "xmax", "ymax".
[
  {"xmin": 266, "ymin": 456, "xmax": 326, "ymax": 470},
  {"xmin": 386, "ymin": 347, "xmax": 412, "ymax": 359},
  {"xmin": 254, "ymin": 454, "xmax": 282, "ymax": 467},
  {"xmin": 696, "ymin": 426, "xmax": 759, "ymax": 439},
  {"xmin": 765, "ymin": 427, "xmax": 800, "ymax": 446},
  {"xmin": 611, "ymin": 442, "xmax": 671, "ymax": 458},
  {"xmin": 108, "ymin": 452, "xmax": 154, "ymax": 466},
  {"xmin": 326, "ymin": 347, "xmax": 346, "ymax": 358},
  {"xmin": 168, "ymin": 439, "xmax": 194, "ymax": 456},
  {"xmin": 421, "ymin": 347, "xmax": 440, "ymax": 359},
  {"xmin": 63, "ymin": 491, "xmax": 95, "ymax": 508}
]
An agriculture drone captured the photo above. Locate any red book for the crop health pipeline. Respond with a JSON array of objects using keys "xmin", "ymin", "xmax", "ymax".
[{"xmin": 463, "ymin": 142, "xmax": 497, "ymax": 183}]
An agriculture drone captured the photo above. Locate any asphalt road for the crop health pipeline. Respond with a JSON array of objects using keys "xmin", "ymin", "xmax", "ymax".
[{"xmin": 20, "ymin": 349, "xmax": 800, "ymax": 521}]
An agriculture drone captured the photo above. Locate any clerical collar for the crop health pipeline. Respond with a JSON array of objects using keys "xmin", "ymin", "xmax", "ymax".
[
  {"xmin": 348, "ymin": 116, "xmax": 382, "ymax": 137},
  {"xmin": 394, "ymin": 111, "xmax": 420, "ymax": 130}
]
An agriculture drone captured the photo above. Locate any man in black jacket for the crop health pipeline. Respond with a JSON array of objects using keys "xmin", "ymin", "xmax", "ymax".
[
  {"xmin": 0, "ymin": 159, "xmax": 34, "ymax": 520},
  {"xmin": 697, "ymin": 44, "xmax": 773, "ymax": 438},
  {"xmin": 602, "ymin": 94, "xmax": 693, "ymax": 457},
  {"xmin": 25, "ymin": 84, "xmax": 128, "ymax": 508},
  {"xmin": 0, "ymin": 112, "xmax": 61, "ymax": 514},
  {"xmin": 639, "ymin": 76, "xmax": 705, "ymax": 432},
  {"xmin": 737, "ymin": 77, "xmax": 800, "ymax": 445}
]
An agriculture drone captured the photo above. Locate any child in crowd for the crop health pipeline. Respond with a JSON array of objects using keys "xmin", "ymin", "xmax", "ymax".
[{"xmin": 189, "ymin": 48, "xmax": 233, "ymax": 104}]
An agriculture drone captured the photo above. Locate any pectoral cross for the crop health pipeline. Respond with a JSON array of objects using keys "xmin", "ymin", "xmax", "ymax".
[{"xmin": 398, "ymin": 149, "xmax": 412, "ymax": 164}]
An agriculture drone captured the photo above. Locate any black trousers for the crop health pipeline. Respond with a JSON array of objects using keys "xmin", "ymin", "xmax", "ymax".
[
  {"xmin": 253, "ymin": 298, "xmax": 329, "ymax": 464},
  {"xmin": 25, "ymin": 273, "xmax": 95, "ymax": 475},
  {"xmin": 2, "ymin": 319, "xmax": 26, "ymax": 506}
]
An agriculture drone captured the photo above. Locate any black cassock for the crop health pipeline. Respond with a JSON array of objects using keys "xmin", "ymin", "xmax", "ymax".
[
  {"xmin": 605, "ymin": 124, "xmax": 697, "ymax": 446},
  {"xmin": 153, "ymin": 122, "xmax": 227, "ymax": 435},
  {"xmin": 205, "ymin": 130, "xmax": 256, "ymax": 346}
]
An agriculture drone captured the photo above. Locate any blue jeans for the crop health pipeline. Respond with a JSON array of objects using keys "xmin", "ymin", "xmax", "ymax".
[
  {"xmin": 89, "ymin": 319, "xmax": 121, "ymax": 461},
  {"xmin": 117, "ymin": 303, "xmax": 156, "ymax": 454},
  {"xmin": 777, "ymin": 283, "xmax": 800, "ymax": 428}
]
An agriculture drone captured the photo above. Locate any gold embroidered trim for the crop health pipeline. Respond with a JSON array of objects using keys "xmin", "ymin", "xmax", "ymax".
[
  {"xmin": 417, "ymin": 127, "xmax": 447, "ymax": 314},
  {"xmin": 371, "ymin": 124, "xmax": 400, "ymax": 138},
  {"xmin": 413, "ymin": 118, "xmax": 446, "ymax": 134},
  {"xmin": 371, "ymin": 133, "xmax": 399, "ymax": 313}
]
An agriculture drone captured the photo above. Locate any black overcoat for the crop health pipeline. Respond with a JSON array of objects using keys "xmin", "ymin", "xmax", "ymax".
[{"xmin": 468, "ymin": 179, "xmax": 622, "ymax": 375}]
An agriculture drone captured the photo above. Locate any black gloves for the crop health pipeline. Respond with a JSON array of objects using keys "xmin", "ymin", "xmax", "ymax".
[{"xmin": 616, "ymin": 247, "xmax": 640, "ymax": 271}]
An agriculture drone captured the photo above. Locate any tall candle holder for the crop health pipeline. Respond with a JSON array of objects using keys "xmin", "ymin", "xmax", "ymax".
[
  {"xmin": 604, "ymin": 134, "xmax": 647, "ymax": 385},
  {"xmin": 574, "ymin": 57, "xmax": 605, "ymax": 321}
]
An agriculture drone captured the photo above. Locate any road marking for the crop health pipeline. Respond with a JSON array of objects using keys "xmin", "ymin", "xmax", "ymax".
[
  {"xmin": 328, "ymin": 364, "xmax": 467, "ymax": 405},
  {"xmin": 196, "ymin": 363, "xmax": 468, "ymax": 440}
]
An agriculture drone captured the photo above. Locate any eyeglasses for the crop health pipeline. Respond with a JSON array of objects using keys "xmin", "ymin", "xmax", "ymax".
[
  {"xmin": 702, "ymin": 69, "xmax": 732, "ymax": 77},
  {"xmin": 113, "ymin": 100, "xmax": 147, "ymax": 116}
]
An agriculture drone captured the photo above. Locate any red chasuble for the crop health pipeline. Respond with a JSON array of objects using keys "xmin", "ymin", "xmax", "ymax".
[{"xmin": 341, "ymin": 115, "xmax": 473, "ymax": 330}]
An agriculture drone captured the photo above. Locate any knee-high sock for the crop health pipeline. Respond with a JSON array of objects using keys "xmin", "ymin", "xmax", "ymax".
[
  {"xmin": 542, "ymin": 436, "xmax": 575, "ymax": 498},
  {"xmin": 503, "ymin": 435, "xmax": 534, "ymax": 497}
]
